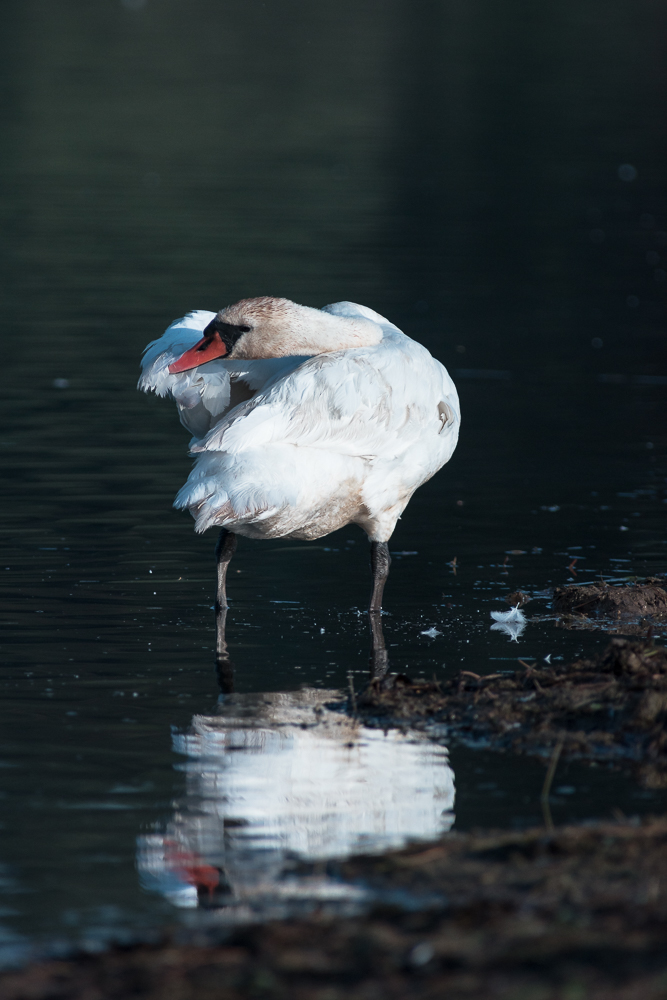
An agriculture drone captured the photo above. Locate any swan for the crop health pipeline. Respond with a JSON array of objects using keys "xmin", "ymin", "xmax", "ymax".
[{"xmin": 139, "ymin": 297, "xmax": 460, "ymax": 611}]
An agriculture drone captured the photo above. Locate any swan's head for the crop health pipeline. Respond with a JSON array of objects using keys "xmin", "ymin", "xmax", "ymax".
[{"xmin": 168, "ymin": 296, "xmax": 381, "ymax": 373}]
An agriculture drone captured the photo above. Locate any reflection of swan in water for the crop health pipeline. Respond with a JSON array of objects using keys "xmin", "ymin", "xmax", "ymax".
[{"xmin": 138, "ymin": 688, "xmax": 455, "ymax": 916}]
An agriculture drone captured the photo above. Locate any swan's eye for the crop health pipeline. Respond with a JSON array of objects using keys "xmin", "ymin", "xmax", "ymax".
[{"xmin": 204, "ymin": 318, "xmax": 251, "ymax": 350}]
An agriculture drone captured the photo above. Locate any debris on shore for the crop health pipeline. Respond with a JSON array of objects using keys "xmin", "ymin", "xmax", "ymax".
[
  {"xmin": 550, "ymin": 577, "xmax": 667, "ymax": 633},
  {"xmin": 356, "ymin": 638, "xmax": 667, "ymax": 787},
  {"xmin": 3, "ymin": 815, "xmax": 667, "ymax": 1000}
]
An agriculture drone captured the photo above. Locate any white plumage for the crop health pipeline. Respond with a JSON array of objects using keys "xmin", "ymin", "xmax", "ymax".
[{"xmin": 139, "ymin": 298, "xmax": 459, "ymax": 548}]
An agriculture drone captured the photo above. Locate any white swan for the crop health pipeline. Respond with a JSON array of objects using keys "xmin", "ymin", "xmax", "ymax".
[{"xmin": 139, "ymin": 297, "xmax": 460, "ymax": 609}]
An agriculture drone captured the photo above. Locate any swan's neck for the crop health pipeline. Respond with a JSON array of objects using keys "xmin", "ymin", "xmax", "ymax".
[{"xmin": 230, "ymin": 303, "xmax": 383, "ymax": 359}]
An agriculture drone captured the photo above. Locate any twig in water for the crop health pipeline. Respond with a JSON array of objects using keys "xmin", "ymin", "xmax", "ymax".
[
  {"xmin": 541, "ymin": 737, "xmax": 565, "ymax": 834},
  {"xmin": 518, "ymin": 660, "xmax": 544, "ymax": 691},
  {"xmin": 458, "ymin": 670, "xmax": 481, "ymax": 694},
  {"xmin": 347, "ymin": 672, "xmax": 357, "ymax": 715}
]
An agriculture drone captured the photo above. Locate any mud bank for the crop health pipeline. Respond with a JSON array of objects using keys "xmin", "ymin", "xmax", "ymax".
[
  {"xmin": 553, "ymin": 579, "xmax": 667, "ymax": 620},
  {"xmin": 2, "ymin": 816, "xmax": 667, "ymax": 999},
  {"xmin": 548, "ymin": 579, "xmax": 667, "ymax": 633},
  {"xmin": 357, "ymin": 639, "xmax": 667, "ymax": 787}
]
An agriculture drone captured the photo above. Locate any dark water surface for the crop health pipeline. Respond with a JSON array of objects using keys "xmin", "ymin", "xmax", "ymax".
[{"xmin": 0, "ymin": 0, "xmax": 666, "ymax": 962}]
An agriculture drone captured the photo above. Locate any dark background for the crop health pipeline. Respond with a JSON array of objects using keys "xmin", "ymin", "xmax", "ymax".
[{"xmin": 0, "ymin": 0, "xmax": 665, "ymax": 953}]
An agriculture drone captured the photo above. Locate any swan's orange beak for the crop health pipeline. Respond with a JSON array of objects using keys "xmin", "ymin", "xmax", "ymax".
[{"xmin": 168, "ymin": 332, "xmax": 228, "ymax": 374}]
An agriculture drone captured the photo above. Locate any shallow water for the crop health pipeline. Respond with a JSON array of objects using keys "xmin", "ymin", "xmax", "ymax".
[{"xmin": 0, "ymin": 0, "xmax": 666, "ymax": 965}]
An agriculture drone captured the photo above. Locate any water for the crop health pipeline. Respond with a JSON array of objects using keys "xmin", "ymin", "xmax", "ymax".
[{"xmin": 0, "ymin": 0, "xmax": 666, "ymax": 963}]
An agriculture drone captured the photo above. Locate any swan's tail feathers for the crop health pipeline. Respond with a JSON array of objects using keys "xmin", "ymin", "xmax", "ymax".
[
  {"xmin": 173, "ymin": 454, "xmax": 279, "ymax": 534},
  {"xmin": 173, "ymin": 479, "xmax": 229, "ymax": 534}
]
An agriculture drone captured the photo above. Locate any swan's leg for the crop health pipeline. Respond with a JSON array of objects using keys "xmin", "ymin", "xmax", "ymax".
[
  {"xmin": 215, "ymin": 528, "xmax": 237, "ymax": 613},
  {"xmin": 368, "ymin": 609, "xmax": 389, "ymax": 678},
  {"xmin": 369, "ymin": 541, "xmax": 391, "ymax": 612}
]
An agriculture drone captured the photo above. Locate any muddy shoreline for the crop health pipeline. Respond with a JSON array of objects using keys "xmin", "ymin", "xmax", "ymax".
[
  {"xmin": 355, "ymin": 638, "xmax": 667, "ymax": 789},
  {"xmin": 4, "ymin": 634, "xmax": 667, "ymax": 999},
  {"xmin": 2, "ymin": 815, "xmax": 667, "ymax": 999},
  {"xmin": 549, "ymin": 578, "xmax": 667, "ymax": 634}
]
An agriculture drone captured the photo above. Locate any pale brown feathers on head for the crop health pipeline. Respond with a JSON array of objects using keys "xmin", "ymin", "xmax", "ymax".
[
  {"xmin": 216, "ymin": 297, "xmax": 382, "ymax": 360},
  {"xmin": 219, "ymin": 296, "xmax": 294, "ymax": 327}
]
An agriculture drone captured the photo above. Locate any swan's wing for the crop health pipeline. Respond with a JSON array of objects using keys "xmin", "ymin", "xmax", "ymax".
[
  {"xmin": 321, "ymin": 300, "xmax": 392, "ymax": 326},
  {"xmin": 138, "ymin": 311, "xmax": 218, "ymax": 396},
  {"xmin": 138, "ymin": 311, "xmax": 230, "ymax": 439},
  {"xmin": 193, "ymin": 336, "xmax": 459, "ymax": 464},
  {"xmin": 138, "ymin": 311, "xmax": 307, "ymax": 441}
]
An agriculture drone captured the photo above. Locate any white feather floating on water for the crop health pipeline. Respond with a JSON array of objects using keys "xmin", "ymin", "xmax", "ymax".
[
  {"xmin": 490, "ymin": 607, "xmax": 526, "ymax": 624},
  {"xmin": 489, "ymin": 606, "xmax": 527, "ymax": 642}
]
